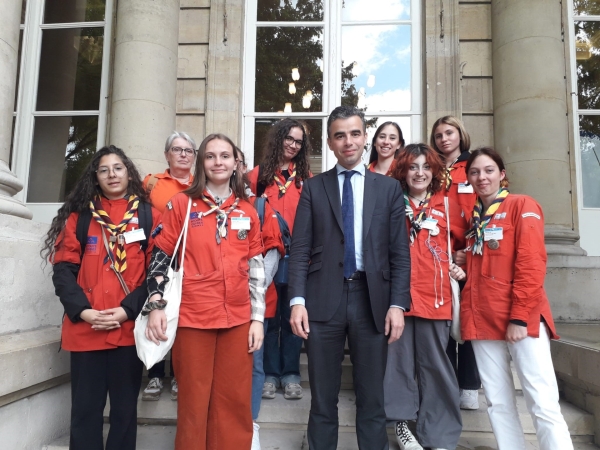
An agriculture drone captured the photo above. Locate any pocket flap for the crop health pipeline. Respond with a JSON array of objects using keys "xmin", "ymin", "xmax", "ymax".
[
  {"xmin": 308, "ymin": 261, "xmax": 322, "ymax": 274},
  {"xmin": 310, "ymin": 245, "xmax": 324, "ymax": 256}
]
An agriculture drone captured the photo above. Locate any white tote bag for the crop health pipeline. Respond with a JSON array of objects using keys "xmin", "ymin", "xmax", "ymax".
[
  {"xmin": 134, "ymin": 197, "xmax": 191, "ymax": 369},
  {"xmin": 445, "ymin": 196, "xmax": 464, "ymax": 344}
]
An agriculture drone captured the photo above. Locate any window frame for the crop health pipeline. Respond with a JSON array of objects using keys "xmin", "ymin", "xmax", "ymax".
[
  {"xmin": 241, "ymin": 0, "xmax": 421, "ymax": 172},
  {"xmin": 11, "ymin": 0, "xmax": 114, "ymax": 223}
]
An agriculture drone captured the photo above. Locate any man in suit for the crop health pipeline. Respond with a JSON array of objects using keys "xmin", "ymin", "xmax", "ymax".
[{"xmin": 288, "ymin": 105, "xmax": 411, "ymax": 450}]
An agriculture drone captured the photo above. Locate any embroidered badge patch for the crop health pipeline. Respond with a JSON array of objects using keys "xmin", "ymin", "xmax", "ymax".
[
  {"xmin": 190, "ymin": 211, "xmax": 204, "ymax": 227},
  {"xmin": 494, "ymin": 212, "xmax": 507, "ymax": 220},
  {"xmin": 522, "ymin": 212, "xmax": 541, "ymax": 220},
  {"xmin": 166, "ymin": 201, "xmax": 173, "ymax": 210},
  {"xmin": 431, "ymin": 209, "xmax": 445, "ymax": 218},
  {"xmin": 151, "ymin": 224, "xmax": 163, "ymax": 238},
  {"xmin": 85, "ymin": 236, "xmax": 99, "ymax": 255}
]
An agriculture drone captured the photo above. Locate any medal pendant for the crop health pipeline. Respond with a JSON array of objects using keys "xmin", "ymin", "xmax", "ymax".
[
  {"xmin": 487, "ymin": 239, "xmax": 499, "ymax": 250},
  {"xmin": 238, "ymin": 229, "xmax": 248, "ymax": 240},
  {"xmin": 117, "ymin": 235, "xmax": 125, "ymax": 245},
  {"xmin": 109, "ymin": 235, "xmax": 117, "ymax": 243},
  {"xmin": 430, "ymin": 226, "xmax": 440, "ymax": 236}
]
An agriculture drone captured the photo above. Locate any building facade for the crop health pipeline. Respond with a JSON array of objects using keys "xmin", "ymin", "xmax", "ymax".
[{"xmin": 1, "ymin": 0, "xmax": 600, "ymax": 448}]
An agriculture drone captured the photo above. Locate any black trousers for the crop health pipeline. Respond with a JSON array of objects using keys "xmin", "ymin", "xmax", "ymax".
[
  {"xmin": 446, "ymin": 337, "xmax": 481, "ymax": 390},
  {"xmin": 70, "ymin": 346, "xmax": 143, "ymax": 450},
  {"xmin": 305, "ymin": 280, "xmax": 388, "ymax": 450}
]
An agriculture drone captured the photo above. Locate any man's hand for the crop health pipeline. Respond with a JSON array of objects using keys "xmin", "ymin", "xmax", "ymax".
[
  {"xmin": 145, "ymin": 309, "xmax": 168, "ymax": 345},
  {"xmin": 506, "ymin": 323, "xmax": 528, "ymax": 344},
  {"xmin": 290, "ymin": 304, "xmax": 310, "ymax": 339},
  {"xmin": 385, "ymin": 307, "xmax": 405, "ymax": 344},
  {"xmin": 248, "ymin": 320, "xmax": 264, "ymax": 353}
]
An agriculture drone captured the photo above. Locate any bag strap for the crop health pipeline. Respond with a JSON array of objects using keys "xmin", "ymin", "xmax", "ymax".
[
  {"xmin": 444, "ymin": 196, "xmax": 453, "ymax": 265},
  {"xmin": 100, "ymin": 229, "xmax": 131, "ymax": 295},
  {"xmin": 76, "ymin": 209, "xmax": 92, "ymax": 258},
  {"xmin": 146, "ymin": 174, "xmax": 159, "ymax": 194},
  {"xmin": 138, "ymin": 201, "xmax": 152, "ymax": 253},
  {"xmin": 169, "ymin": 197, "xmax": 192, "ymax": 273},
  {"xmin": 254, "ymin": 197, "xmax": 266, "ymax": 231}
]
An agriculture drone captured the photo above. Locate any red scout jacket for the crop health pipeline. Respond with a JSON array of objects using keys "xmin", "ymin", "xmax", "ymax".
[
  {"xmin": 461, "ymin": 194, "xmax": 559, "ymax": 341},
  {"xmin": 53, "ymin": 197, "xmax": 160, "ymax": 351},
  {"xmin": 367, "ymin": 159, "xmax": 397, "ymax": 177},
  {"xmin": 443, "ymin": 155, "xmax": 477, "ymax": 220},
  {"xmin": 247, "ymin": 166, "xmax": 304, "ymax": 234},
  {"xmin": 248, "ymin": 197, "xmax": 285, "ymax": 319},
  {"xmin": 405, "ymin": 191, "xmax": 468, "ymax": 320},
  {"xmin": 154, "ymin": 192, "xmax": 264, "ymax": 329},
  {"xmin": 143, "ymin": 170, "xmax": 194, "ymax": 214}
]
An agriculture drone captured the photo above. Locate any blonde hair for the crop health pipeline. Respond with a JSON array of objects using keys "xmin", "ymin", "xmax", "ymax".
[{"xmin": 430, "ymin": 115, "xmax": 471, "ymax": 157}]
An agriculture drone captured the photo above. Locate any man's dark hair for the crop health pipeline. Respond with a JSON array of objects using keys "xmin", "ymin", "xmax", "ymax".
[{"xmin": 327, "ymin": 106, "xmax": 366, "ymax": 137}]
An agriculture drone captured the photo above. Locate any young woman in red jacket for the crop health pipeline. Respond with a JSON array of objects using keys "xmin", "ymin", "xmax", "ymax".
[
  {"xmin": 385, "ymin": 144, "xmax": 468, "ymax": 450},
  {"xmin": 247, "ymin": 118, "xmax": 312, "ymax": 401},
  {"xmin": 367, "ymin": 121, "xmax": 405, "ymax": 176},
  {"xmin": 42, "ymin": 146, "xmax": 160, "ymax": 450},
  {"xmin": 145, "ymin": 134, "xmax": 266, "ymax": 450},
  {"xmin": 430, "ymin": 115, "xmax": 482, "ymax": 411},
  {"xmin": 462, "ymin": 147, "xmax": 573, "ymax": 450}
]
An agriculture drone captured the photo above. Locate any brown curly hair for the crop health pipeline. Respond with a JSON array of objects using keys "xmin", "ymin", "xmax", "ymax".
[
  {"xmin": 258, "ymin": 118, "xmax": 312, "ymax": 188},
  {"xmin": 391, "ymin": 143, "xmax": 445, "ymax": 194}
]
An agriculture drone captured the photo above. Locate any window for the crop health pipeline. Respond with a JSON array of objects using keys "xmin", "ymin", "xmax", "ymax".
[
  {"xmin": 242, "ymin": 0, "xmax": 421, "ymax": 174},
  {"xmin": 12, "ymin": 0, "xmax": 114, "ymax": 222}
]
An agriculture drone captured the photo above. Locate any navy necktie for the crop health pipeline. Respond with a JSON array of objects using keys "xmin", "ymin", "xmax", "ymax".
[{"xmin": 342, "ymin": 170, "xmax": 358, "ymax": 278}]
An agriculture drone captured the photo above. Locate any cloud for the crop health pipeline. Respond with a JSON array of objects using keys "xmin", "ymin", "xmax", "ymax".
[
  {"xmin": 365, "ymin": 88, "xmax": 411, "ymax": 112},
  {"xmin": 343, "ymin": 0, "xmax": 409, "ymax": 21}
]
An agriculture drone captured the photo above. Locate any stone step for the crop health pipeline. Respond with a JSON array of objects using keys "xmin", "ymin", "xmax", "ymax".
[
  {"xmin": 121, "ymin": 383, "xmax": 594, "ymax": 439},
  {"xmin": 42, "ymin": 423, "xmax": 600, "ymax": 450}
]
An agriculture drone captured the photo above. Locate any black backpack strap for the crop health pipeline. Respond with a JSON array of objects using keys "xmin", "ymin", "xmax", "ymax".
[
  {"xmin": 256, "ymin": 164, "xmax": 267, "ymax": 198},
  {"xmin": 254, "ymin": 197, "xmax": 266, "ymax": 232},
  {"xmin": 138, "ymin": 201, "xmax": 152, "ymax": 253},
  {"xmin": 76, "ymin": 209, "xmax": 92, "ymax": 258}
]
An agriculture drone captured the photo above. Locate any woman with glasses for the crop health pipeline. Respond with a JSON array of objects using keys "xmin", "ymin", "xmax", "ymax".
[
  {"xmin": 141, "ymin": 131, "xmax": 197, "ymax": 401},
  {"xmin": 247, "ymin": 118, "xmax": 312, "ymax": 402},
  {"xmin": 42, "ymin": 146, "xmax": 160, "ymax": 450},
  {"xmin": 368, "ymin": 121, "xmax": 405, "ymax": 176}
]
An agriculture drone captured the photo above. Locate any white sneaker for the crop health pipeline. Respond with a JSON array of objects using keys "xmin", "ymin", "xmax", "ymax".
[
  {"xmin": 251, "ymin": 422, "xmax": 261, "ymax": 450},
  {"xmin": 459, "ymin": 388, "xmax": 480, "ymax": 410},
  {"xmin": 395, "ymin": 421, "xmax": 423, "ymax": 450},
  {"xmin": 170, "ymin": 378, "xmax": 178, "ymax": 401},
  {"xmin": 142, "ymin": 377, "xmax": 163, "ymax": 401}
]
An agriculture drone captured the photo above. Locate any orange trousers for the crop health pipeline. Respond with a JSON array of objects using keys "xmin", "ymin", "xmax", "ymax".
[{"xmin": 173, "ymin": 324, "xmax": 253, "ymax": 450}]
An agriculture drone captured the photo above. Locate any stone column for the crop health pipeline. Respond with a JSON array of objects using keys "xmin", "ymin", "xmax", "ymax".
[
  {"xmin": 0, "ymin": 0, "xmax": 32, "ymax": 219},
  {"xmin": 491, "ymin": 0, "xmax": 584, "ymax": 255},
  {"xmin": 109, "ymin": 0, "xmax": 180, "ymax": 177}
]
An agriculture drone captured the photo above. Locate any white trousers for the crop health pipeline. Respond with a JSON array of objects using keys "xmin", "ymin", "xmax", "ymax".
[{"xmin": 471, "ymin": 323, "xmax": 573, "ymax": 450}]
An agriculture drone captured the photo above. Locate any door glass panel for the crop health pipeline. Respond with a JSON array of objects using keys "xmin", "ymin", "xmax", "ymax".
[
  {"xmin": 257, "ymin": 0, "xmax": 324, "ymax": 22},
  {"xmin": 253, "ymin": 118, "xmax": 323, "ymax": 175},
  {"xmin": 579, "ymin": 115, "xmax": 600, "ymax": 208},
  {"xmin": 341, "ymin": 25, "xmax": 411, "ymax": 112},
  {"xmin": 44, "ymin": 0, "xmax": 106, "ymax": 23},
  {"xmin": 27, "ymin": 116, "xmax": 98, "ymax": 202},
  {"xmin": 36, "ymin": 28, "xmax": 104, "ymax": 111},
  {"xmin": 21, "ymin": 0, "xmax": 27, "ymax": 23},
  {"xmin": 574, "ymin": 0, "xmax": 600, "ymax": 16},
  {"xmin": 255, "ymin": 27, "xmax": 324, "ymax": 113},
  {"xmin": 342, "ymin": 0, "xmax": 410, "ymax": 21}
]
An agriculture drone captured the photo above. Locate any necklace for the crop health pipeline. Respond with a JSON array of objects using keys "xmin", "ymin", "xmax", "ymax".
[{"xmin": 408, "ymin": 194, "xmax": 426, "ymax": 206}]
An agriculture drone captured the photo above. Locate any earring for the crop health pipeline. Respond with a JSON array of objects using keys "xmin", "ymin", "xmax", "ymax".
[{"xmin": 232, "ymin": 170, "xmax": 237, "ymax": 177}]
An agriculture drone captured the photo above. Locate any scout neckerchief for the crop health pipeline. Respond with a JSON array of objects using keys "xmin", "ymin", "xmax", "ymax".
[
  {"xmin": 201, "ymin": 191, "xmax": 241, "ymax": 244},
  {"xmin": 89, "ymin": 194, "xmax": 139, "ymax": 272},
  {"xmin": 274, "ymin": 162, "xmax": 296, "ymax": 198},
  {"xmin": 465, "ymin": 188, "xmax": 510, "ymax": 255},
  {"xmin": 443, "ymin": 156, "xmax": 460, "ymax": 190},
  {"xmin": 404, "ymin": 191, "xmax": 432, "ymax": 244},
  {"xmin": 367, "ymin": 161, "xmax": 376, "ymax": 172},
  {"xmin": 367, "ymin": 160, "xmax": 394, "ymax": 176}
]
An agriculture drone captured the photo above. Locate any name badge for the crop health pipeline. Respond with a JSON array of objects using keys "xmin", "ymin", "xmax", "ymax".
[
  {"xmin": 484, "ymin": 227, "xmax": 503, "ymax": 241},
  {"xmin": 123, "ymin": 228, "xmax": 146, "ymax": 244},
  {"xmin": 231, "ymin": 216, "xmax": 251, "ymax": 230},
  {"xmin": 421, "ymin": 218, "xmax": 438, "ymax": 231},
  {"xmin": 458, "ymin": 183, "xmax": 474, "ymax": 194}
]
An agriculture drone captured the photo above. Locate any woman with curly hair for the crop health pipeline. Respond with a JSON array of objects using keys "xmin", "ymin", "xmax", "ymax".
[
  {"xmin": 384, "ymin": 144, "xmax": 467, "ymax": 450},
  {"xmin": 367, "ymin": 121, "xmax": 405, "ymax": 176},
  {"xmin": 42, "ymin": 145, "xmax": 160, "ymax": 450},
  {"xmin": 247, "ymin": 118, "xmax": 312, "ymax": 401}
]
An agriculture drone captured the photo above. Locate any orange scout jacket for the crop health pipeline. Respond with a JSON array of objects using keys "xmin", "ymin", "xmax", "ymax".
[
  {"xmin": 460, "ymin": 194, "xmax": 559, "ymax": 341},
  {"xmin": 248, "ymin": 197, "xmax": 285, "ymax": 319},
  {"xmin": 53, "ymin": 198, "xmax": 160, "ymax": 351},
  {"xmin": 367, "ymin": 159, "xmax": 396, "ymax": 177},
  {"xmin": 444, "ymin": 157, "xmax": 477, "ymax": 219},
  {"xmin": 405, "ymin": 191, "xmax": 468, "ymax": 320},
  {"xmin": 247, "ymin": 166, "xmax": 305, "ymax": 234},
  {"xmin": 143, "ymin": 170, "xmax": 194, "ymax": 214},
  {"xmin": 154, "ymin": 192, "xmax": 264, "ymax": 329}
]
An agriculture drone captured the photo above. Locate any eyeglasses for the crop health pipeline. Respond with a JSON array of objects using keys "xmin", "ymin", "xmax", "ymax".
[
  {"xmin": 170, "ymin": 146, "xmax": 196, "ymax": 156},
  {"xmin": 96, "ymin": 165, "xmax": 127, "ymax": 179},
  {"xmin": 284, "ymin": 136, "xmax": 303, "ymax": 149}
]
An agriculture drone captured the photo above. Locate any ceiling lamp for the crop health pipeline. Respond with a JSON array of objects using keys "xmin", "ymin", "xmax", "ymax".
[
  {"xmin": 291, "ymin": 68, "xmax": 300, "ymax": 81},
  {"xmin": 284, "ymin": 103, "xmax": 292, "ymax": 113},
  {"xmin": 302, "ymin": 95, "xmax": 311, "ymax": 109},
  {"xmin": 289, "ymin": 82, "xmax": 296, "ymax": 95}
]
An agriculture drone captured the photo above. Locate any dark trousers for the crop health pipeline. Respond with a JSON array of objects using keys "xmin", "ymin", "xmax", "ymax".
[
  {"xmin": 148, "ymin": 353, "xmax": 175, "ymax": 379},
  {"xmin": 70, "ymin": 346, "xmax": 143, "ymax": 450},
  {"xmin": 305, "ymin": 280, "xmax": 388, "ymax": 450},
  {"xmin": 263, "ymin": 283, "xmax": 303, "ymax": 386},
  {"xmin": 446, "ymin": 337, "xmax": 481, "ymax": 390}
]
